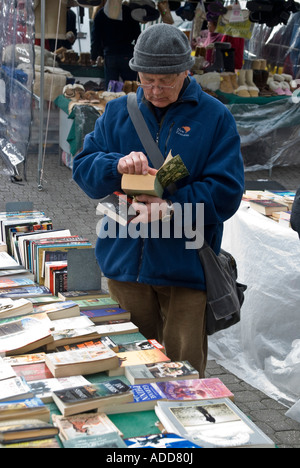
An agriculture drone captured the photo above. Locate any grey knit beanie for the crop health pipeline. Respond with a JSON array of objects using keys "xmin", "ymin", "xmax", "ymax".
[{"xmin": 129, "ymin": 24, "xmax": 195, "ymax": 74}]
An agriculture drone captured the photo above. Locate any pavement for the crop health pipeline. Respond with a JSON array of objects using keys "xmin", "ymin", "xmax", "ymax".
[{"xmin": 0, "ymin": 128, "xmax": 300, "ymax": 448}]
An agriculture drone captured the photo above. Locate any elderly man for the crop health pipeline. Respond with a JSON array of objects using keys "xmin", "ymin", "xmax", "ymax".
[{"xmin": 73, "ymin": 24, "xmax": 244, "ymax": 377}]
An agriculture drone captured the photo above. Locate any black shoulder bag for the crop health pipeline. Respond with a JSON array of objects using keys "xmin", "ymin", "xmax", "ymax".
[{"xmin": 127, "ymin": 92, "xmax": 247, "ymax": 335}]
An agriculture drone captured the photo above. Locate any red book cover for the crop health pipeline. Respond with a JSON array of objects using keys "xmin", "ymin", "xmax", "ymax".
[{"xmin": 13, "ymin": 362, "xmax": 53, "ymax": 381}]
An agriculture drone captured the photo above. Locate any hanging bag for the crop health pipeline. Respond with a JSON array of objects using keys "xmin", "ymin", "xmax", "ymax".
[{"xmin": 126, "ymin": 92, "xmax": 247, "ymax": 335}]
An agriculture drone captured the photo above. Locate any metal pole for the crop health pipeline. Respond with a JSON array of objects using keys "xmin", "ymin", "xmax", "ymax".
[{"xmin": 38, "ymin": 0, "xmax": 45, "ymax": 190}]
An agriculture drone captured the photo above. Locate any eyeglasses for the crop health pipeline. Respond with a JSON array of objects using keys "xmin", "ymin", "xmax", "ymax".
[{"xmin": 137, "ymin": 82, "xmax": 176, "ymax": 91}]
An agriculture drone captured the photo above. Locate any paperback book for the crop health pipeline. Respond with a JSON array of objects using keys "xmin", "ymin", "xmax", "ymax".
[
  {"xmin": 0, "ymin": 396, "xmax": 50, "ymax": 422},
  {"xmin": 12, "ymin": 362, "xmax": 53, "ymax": 382},
  {"xmin": 3, "ymin": 353, "xmax": 46, "ymax": 366},
  {"xmin": 249, "ymin": 199, "xmax": 288, "ymax": 216},
  {"xmin": 0, "ymin": 285, "xmax": 53, "ymax": 300},
  {"xmin": 57, "ymin": 289, "xmax": 109, "ymax": 301},
  {"xmin": 94, "ymin": 322, "xmax": 139, "ymax": 337},
  {"xmin": 155, "ymin": 399, "xmax": 276, "ymax": 448},
  {"xmin": 45, "ymin": 315, "xmax": 98, "ymax": 351},
  {"xmin": 0, "ymin": 297, "xmax": 33, "ymax": 319},
  {"xmin": 28, "ymin": 375, "xmax": 90, "ymax": 403},
  {"xmin": 62, "ymin": 431, "xmax": 127, "ymax": 448},
  {"xmin": 107, "ymin": 348, "xmax": 171, "ymax": 376},
  {"xmin": 104, "ymin": 378, "xmax": 234, "ymax": 414},
  {"xmin": 32, "ymin": 300, "xmax": 80, "ymax": 320},
  {"xmin": 0, "ymin": 376, "xmax": 34, "ymax": 402},
  {"xmin": 0, "ymin": 277, "xmax": 36, "ymax": 289},
  {"xmin": 125, "ymin": 360, "xmax": 199, "ymax": 385},
  {"xmin": 96, "ymin": 192, "xmax": 137, "ymax": 227},
  {"xmin": 52, "ymin": 411, "xmax": 123, "ymax": 441},
  {"xmin": 124, "ymin": 433, "xmax": 203, "ymax": 449},
  {"xmin": 46, "ymin": 327, "xmax": 104, "ymax": 352},
  {"xmin": 0, "ymin": 358, "xmax": 16, "ymax": 380},
  {"xmin": 0, "ymin": 436, "xmax": 61, "ymax": 448},
  {"xmin": 117, "ymin": 338, "xmax": 165, "ymax": 353},
  {"xmin": 0, "ymin": 251, "xmax": 21, "ymax": 270},
  {"xmin": 44, "ymin": 344, "xmax": 119, "ymax": 378},
  {"xmin": 51, "ymin": 379, "xmax": 133, "ymax": 416},
  {"xmin": 0, "ymin": 418, "xmax": 59, "ymax": 445},
  {"xmin": 73, "ymin": 297, "xmax": 119, "ymax": 311},
  {"xmin": 56, "ymin": 336, "xmax": 119, "ymax": 353},
  {"xmin": 0, "ymin": 314, "xmax": 54, "ymax": 356},
  {"xmin": 81, "ymin": 307, "xmax": 131, "ymax": 324},
  {"xmin": 121, "ymin": 151, "xmax": 189, "ymax": 198}
]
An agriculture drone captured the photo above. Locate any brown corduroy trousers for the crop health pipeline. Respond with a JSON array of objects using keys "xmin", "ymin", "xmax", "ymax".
[{"xmin": 107, "ymin": 279, "xmax": 208, "ymax": 378}]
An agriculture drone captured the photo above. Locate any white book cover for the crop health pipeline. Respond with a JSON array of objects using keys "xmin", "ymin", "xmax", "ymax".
[
  {"xmin": 49, "ymin": 316, "xmax": 94, "ymax": 332},
  {"xmin": 46, "ymin": 345, "xmax": 117, "ymax": 367},
  {"xmin": 0, "ymin": 376, "xmax": 33, "ymax": 402},
  {"xmin": 155, "ymin": 399, "xmax": 276, "ymax": 448},
  {"xmin": 0, "ymin": 357, "xmax": 16, "ymax": 381}
]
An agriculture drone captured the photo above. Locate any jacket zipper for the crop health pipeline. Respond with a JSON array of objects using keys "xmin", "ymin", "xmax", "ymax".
[{"xmin": 137, "ymin": 120, "xmax": 175, "ymax": 282}]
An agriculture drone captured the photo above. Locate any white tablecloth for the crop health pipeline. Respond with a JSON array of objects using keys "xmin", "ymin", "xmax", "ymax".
[{"xmin": 208, "ymin": 201, "xmax": 300, "ymax": 407}]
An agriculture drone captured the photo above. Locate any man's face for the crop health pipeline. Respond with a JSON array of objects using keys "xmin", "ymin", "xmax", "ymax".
[{"xmin": 138, "ymin": 71, "xmax": 188, "ymax": 108}]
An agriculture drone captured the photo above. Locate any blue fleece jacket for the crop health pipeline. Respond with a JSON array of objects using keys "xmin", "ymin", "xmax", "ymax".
[{"xmin": 73, "ymin": 77, "xmax": 244, "ymax": 290}]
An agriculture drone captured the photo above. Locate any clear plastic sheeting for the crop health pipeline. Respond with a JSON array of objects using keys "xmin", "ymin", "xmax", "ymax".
[
  {"xmin": 0, "ymin": 0, "xmax": 35, "ymax": 176},
  {"xmin": 228, "ymin": 98, "xmax": 300, "ymax": 171},
  {"xmin": 208, "ymin": 202, "xmax": 300, "ymax": 408},
  {"xmin": 245, "ymin": 11, "xmax": 300, "ymax": 78}
]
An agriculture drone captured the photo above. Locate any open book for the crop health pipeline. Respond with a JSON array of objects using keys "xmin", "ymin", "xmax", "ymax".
[{"xmin": 121, "ymin": 151, "xmax": 189, "ymax": 198}]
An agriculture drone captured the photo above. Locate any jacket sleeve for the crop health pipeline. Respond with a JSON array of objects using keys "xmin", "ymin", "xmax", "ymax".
[
  {"xmin": 168, "ymin": 107, "xmax": 244, "ymax": 228},
  {"xmin": 72, "ymin": 111, "xmax": 123, "ymax": 199}
]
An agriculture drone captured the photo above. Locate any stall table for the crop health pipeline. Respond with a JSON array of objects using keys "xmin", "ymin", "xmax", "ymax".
[
  {"xmin": 55, "ymin": 92, "xmax": 300, "ymax": 171},
  {"xmin": 55, "ymin": 94, "xmax": 100, "ymax": 167},
  {"xmin": 208, "ymin": 201, "xmax": 300, "ymax": 407}
]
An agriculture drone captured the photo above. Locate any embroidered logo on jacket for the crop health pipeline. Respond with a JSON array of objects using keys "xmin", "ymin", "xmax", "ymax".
[{"xmin": 176, "ymin": 126, "xmax": 191, "ymax": 136}]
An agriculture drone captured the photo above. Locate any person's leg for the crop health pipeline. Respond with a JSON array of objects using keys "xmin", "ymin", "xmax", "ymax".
[
  {"xmin": 107, "ymin": 279, "xmax": 164, "ymax": 342},
  {"xmin": 104, "ymin": 55, "xmax": 120, "ymax": 89},
  {"xmin": 108, "ymin": 279, "xmax": 207, "ymax": 377},
  {"xmin": 155, "ymin": 285, "xmax": 207, "ymax": 377}
]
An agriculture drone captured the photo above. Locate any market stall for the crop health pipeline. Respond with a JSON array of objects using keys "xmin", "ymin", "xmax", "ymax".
[
  {"xmin": 208, "ymin": 200, "xmax": 300, "ymax": 407},
  {"xmin": 2, "ymin": 0, "xmax": 300, "ymax": 178}
]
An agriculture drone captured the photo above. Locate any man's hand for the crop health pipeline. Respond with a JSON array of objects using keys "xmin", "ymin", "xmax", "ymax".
[
  {"xmin": 117, "ymin": 152, "xmax": 157, "ymax": 176},
  {"xmin": 130, "ymin": 194, "xmax": 170, "ymax": 224}
]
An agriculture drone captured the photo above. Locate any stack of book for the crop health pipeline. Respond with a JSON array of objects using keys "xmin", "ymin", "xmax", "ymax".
[
  {"xmin": 243, "ymin": 189, "xmax": 295, "ymax": 227},
  {"xmin": 0, "ymin": 208, "xmax": 276, "ymax": 449}
]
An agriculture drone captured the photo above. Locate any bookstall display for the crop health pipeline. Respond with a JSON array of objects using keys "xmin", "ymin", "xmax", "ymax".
[{"xmin": 0, "ymin": 206, "xmax": 276, "ymax": 448}]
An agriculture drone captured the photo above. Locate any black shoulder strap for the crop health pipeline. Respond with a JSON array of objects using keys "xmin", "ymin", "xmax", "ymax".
[{"xmin": 127, "ymin": 92, "xmax": 177, "ymax": 195}]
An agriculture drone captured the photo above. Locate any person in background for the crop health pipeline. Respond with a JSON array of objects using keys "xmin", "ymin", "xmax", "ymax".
[
  {"xmin": 291, "ymin": 186, "xmax": 300, "ymax": 238},
  {"xmin": 200, "ymin": 13, "xmax": 245, "ymax": 70},
  {"xmin": 90, "ymin": 3, "xmax": 141, "ymax": 89},
  {"xmin": 200, "ymin": 19, "xmax": 224, "ymax": 65},
  {"xmin": 48, "ymin": 7, "xmax": 78, "ymax": 52},
  {"xmin": 73, "ymin": 24, "xmax": 244, "ymax": 377}
]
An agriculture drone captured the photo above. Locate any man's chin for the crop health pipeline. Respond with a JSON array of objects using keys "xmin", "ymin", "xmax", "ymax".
[{"xmin": 149, "ymin": 97, "xmax": 169, "ymax": 107}]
